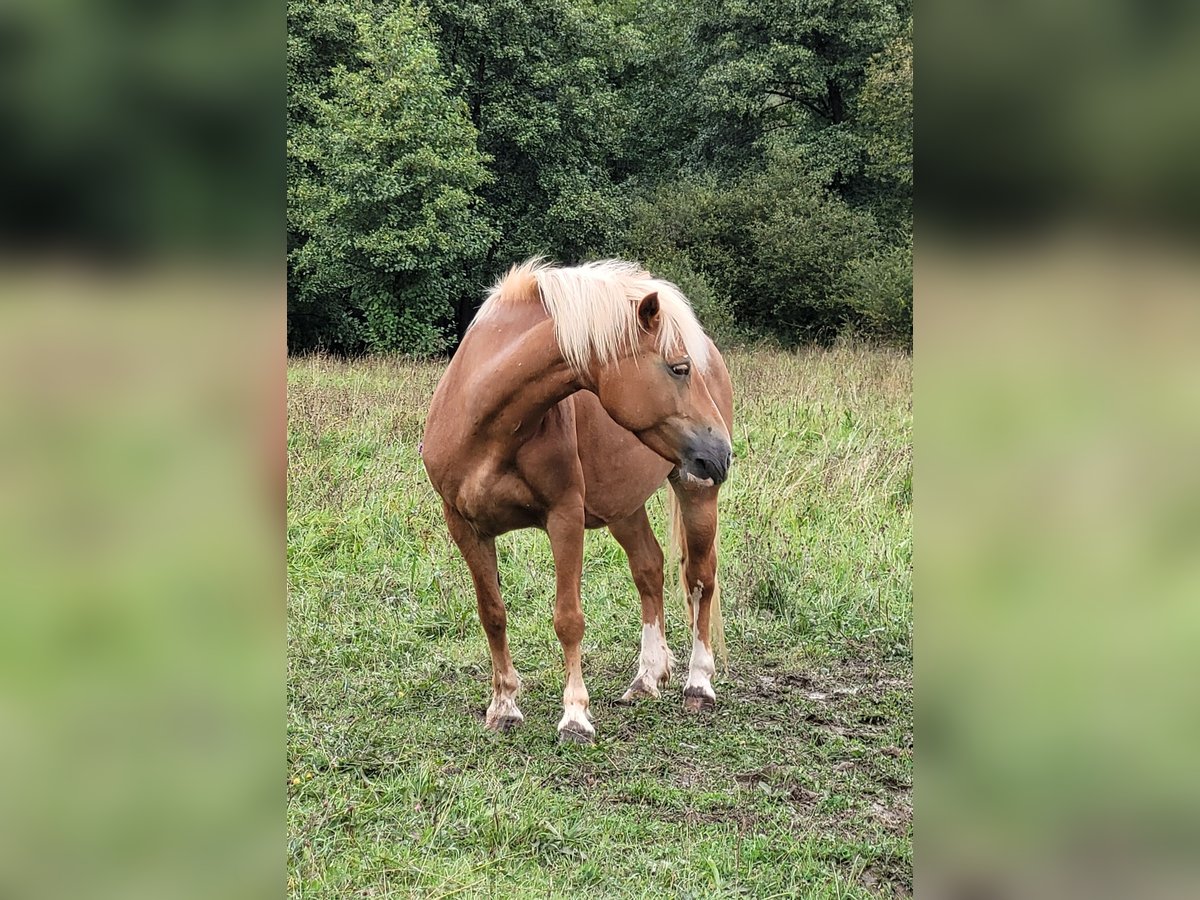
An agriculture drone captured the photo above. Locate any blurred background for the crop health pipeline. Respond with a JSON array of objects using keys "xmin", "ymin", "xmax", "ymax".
[
  {"xmin": 920, "ymin": 0, "xmax": 1200, "ymax": 897},
  {"xmin": 0, "ymin": 1, "xmax": 280, "ymax": 898}
]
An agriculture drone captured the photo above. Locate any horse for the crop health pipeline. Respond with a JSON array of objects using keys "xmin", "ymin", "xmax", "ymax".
[{"xmin": 421, "ymin": 259, "xmax": 733, "ymax": 742}]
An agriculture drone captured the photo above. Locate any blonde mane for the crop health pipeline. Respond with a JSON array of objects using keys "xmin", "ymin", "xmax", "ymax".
[{"xmin": 475, "ymin": 258, "xmax": 711, "ymax": 374}]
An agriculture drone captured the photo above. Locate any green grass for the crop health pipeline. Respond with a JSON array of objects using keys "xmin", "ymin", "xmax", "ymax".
[{"xmin": 288, "ymin": 344, "xmax": 912, "ymax": 898}]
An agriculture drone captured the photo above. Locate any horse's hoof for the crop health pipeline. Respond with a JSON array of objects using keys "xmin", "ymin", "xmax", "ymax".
[
  {"xmin": 617, "ymin": 677, "xmax": 660, "ymax": 704},
  {"xmin": 487, "ymin": 714, "xmax": 524, "ymax": 733},
  {"xmin": 485, "ymin": 701, "xmax": 524, "ymax": 733},
  {"xmin": 682, "ymin": 688, "xmax": 716, "ymax": 713},
  {"xmin": 557, "ymin": 723, "xmax": 595, "ymax": 744}
]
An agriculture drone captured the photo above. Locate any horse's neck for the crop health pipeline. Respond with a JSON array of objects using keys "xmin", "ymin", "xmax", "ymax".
[{"xmin": 472, "ymin": 316, "xmax": 588, "ymax": 440}]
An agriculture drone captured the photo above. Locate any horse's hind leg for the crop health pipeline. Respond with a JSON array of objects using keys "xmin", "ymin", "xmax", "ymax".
[
  {"xmin": 442, "ymin": 502, "xmax": 523, "ymax": 732},
  {"xmin": 609, "ymin": 506, "xmax": 674, "ymax": 701},
  {"xmin": 670, "ymin": 484, "xmax": 722, "ymax": 712}
]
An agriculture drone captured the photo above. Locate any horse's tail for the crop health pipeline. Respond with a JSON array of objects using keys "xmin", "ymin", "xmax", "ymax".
[{"xmin": 667, "ymin": 488, "xmax": 727, "ymax": 670}]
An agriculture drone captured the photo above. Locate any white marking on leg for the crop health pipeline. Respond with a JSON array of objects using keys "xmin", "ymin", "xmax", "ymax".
[
  {"xmin": 685, "ymin": 583, "xmax": 716, "ymax": 700},
  {"xmin": 685, "ymin": 633, "xmax": 716, "ymax": 699},
  {"xmin": 621, "ymin": 618, "xmax": 675, "ymax": 700},
  {"xmin": 640, "ymin": 618, "xmax": 675, "ymax": 687},
  {"xmin": 485, "ymin": 669, "xmax": 524, "ymax": 730},
  {"xmin": 487, "ymin": 694, "xmax": 524, "ymax": 727},
  {"xmin": 557, "ymin": 675, "xmax": 594, "ymax": 739}
]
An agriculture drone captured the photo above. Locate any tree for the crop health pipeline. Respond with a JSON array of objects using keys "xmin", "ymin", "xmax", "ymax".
[
  {"xmin": 422, "ymin": 0, "xmax": 639, "ymax": 277},
  {"xmin": 287, "ymin": 1, "xmax": 494, "ymax": 354},
  {"xmin": 632, "ymin": 0, "xmax": 902, "ymax": 187},
  {"xmin": 857, "ymin": 19, "xmax": 912, "ymax": 237},
  {"xmin": 621, "ymin": 2, "xmax": 911, "ymax": 344},
  {"xmin": 626, "ymin": 148, "xmax": 886, "ymax": 344},
  {"xmin": 285, "ymin": 0, "xmax": 914, "ymax": 352}
]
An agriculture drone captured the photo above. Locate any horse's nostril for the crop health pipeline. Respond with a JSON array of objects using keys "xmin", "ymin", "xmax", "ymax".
[
  {"xmin": 685, "ymin": 435, "xmax": 732, "ymax": 485},
  {"xmin": 693, "ymin": 454, "xmax": 728, "ymax": 483}
]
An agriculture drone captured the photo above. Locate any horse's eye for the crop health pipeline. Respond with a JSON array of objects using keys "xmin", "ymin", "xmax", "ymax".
[{"xmin": 670, "ymin": 362, "xmax": 690, "ymax": 377}]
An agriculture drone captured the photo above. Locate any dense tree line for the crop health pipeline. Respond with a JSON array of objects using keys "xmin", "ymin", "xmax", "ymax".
[{"xmin": 287, "ymin": 0, "xmax": 912, "ymax": 354}]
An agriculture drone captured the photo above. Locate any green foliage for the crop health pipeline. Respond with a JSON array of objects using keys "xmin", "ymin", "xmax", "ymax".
[
  {"xmin": 626, "ymin": 144, "xmax": 910, "ymax": 343},
  {"xmin": 858, "ymin": 20, "xmax": 913, "ymax": 236},
  {"xmin": 422, "ymin": 0, "xmax": 639, "ymax": 264},
  {"xmin": 288, "ymin": 1, "xmax": 494, "ymax": 354},
  {"xmin": 624, "ymin": 0, "xmax": 901, "ymax": 189},
  {"xmin": 618, "ymin": 2, "xmax": 912, "ymax": 342},
  {"xmin": 286, "ymin": 0, "xmax": 913, "ymax": 352},
  {"xmin": 838, "ymin": 237, "xmax": 913, "ymax": 344}
]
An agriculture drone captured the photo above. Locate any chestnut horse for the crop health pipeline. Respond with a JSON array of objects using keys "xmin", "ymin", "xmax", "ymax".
[{"xmin": 422, "ymin": 259, "xmax": 733, "ymax": 742}]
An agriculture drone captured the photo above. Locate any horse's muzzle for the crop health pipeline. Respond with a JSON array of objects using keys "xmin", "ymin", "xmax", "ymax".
[{"xmin": 676, "ymin": 433, "xmax": 732, "ymax": 487}]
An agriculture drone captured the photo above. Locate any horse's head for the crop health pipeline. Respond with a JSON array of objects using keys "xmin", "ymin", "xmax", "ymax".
[{"xmin": 592, "ymin": 292, "xmax": 732, "ymax": 487}]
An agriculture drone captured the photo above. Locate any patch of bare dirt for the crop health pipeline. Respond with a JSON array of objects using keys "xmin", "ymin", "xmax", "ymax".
[
  {"xmin": 732, "ymin": 657, "xmax": 912, "ymax": 751},
  {"xmin": 869, "ymin": 799, "xmax": 912, "ymax": 834},
  {"xmin": 681, "ymin": 807, "xmax": 760, "ymax": 828},
  {"xmin": 733, "ymin": 764, "xmax": 822, "ymax": 809},
  {"xmin": 736, "ymin": 657, "xmax": 910, "ymax": 704},
  {"xmin": 860, "ymin": 862, "xmax": 913, "ymax": 898}
]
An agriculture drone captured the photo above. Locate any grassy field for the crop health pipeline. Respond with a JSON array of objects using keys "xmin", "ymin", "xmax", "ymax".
[{"xmin": 287, "ymin": 344, "xmax": 912, "ymax": 898}]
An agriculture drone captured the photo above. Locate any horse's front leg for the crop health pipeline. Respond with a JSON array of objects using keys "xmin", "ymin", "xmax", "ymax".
[
  {"xmin": 442, "ymin": 502, "xmax": 523, "ymax": 732},
  {"xmin": 672, "ymin": 484, "xmax": 722, "ymax": 712},
  {"xmin": 546, "ymin": 503, "xmax": 594, "ymax": 742},
  {"xmin": 609, "ymin": 506, "xmax": 674, "ymax": 701}
]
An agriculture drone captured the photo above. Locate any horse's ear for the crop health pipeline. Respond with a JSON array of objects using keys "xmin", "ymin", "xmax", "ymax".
[{"xmin": 637, "ymin": 291, "xmax": 660, "ymax": 332}]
